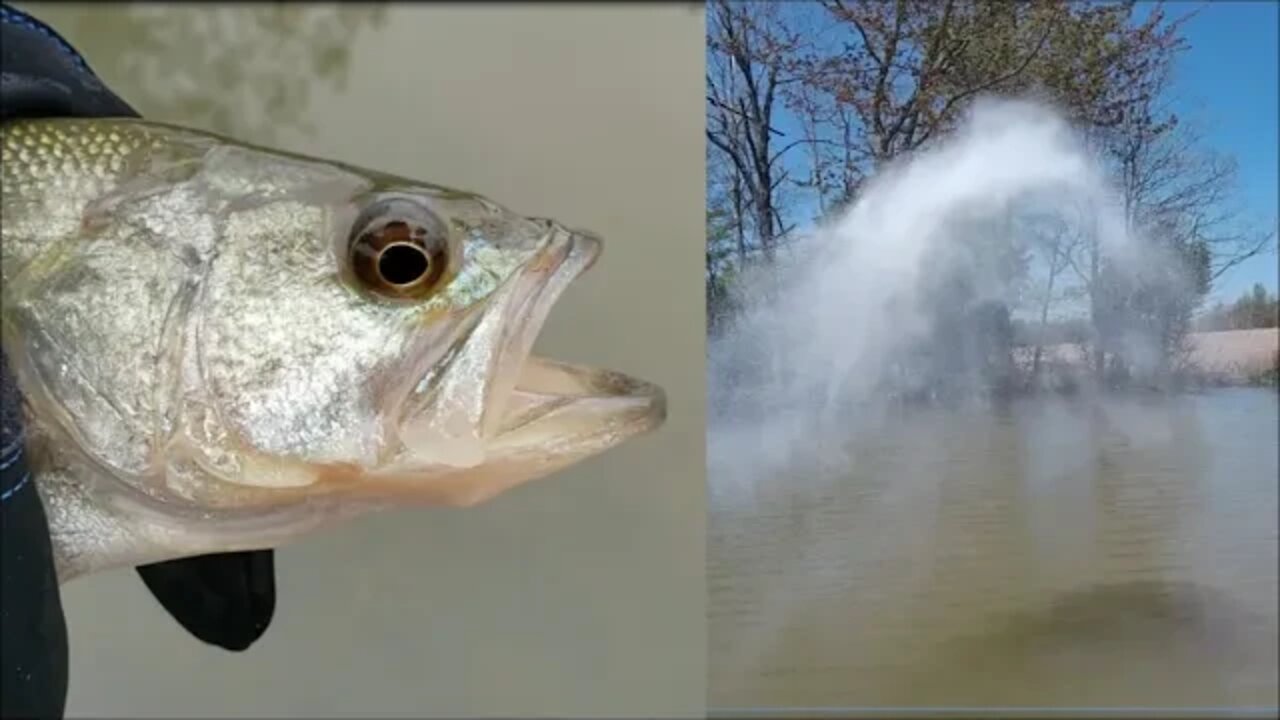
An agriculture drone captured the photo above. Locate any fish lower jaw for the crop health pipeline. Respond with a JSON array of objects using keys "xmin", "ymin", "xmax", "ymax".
[
  {"xmin": 492, "ymin": 355, "xmax": 667, "ymax": 443},
  {"xmin": 361, "ymin": 355, "xmax": 664, "ymax": 506}
]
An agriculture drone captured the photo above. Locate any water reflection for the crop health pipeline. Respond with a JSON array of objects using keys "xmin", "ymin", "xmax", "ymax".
[
  {"xmin": 709, "ymin": 389, "xmax": 1279, "ymax": 708},
  {"xmin": 890, "ymin": 580, "xmax": 1273, "ymax": 707},
  {"xmin": 17, "ymin": 2, "xmax": 386, "ymax": 143}
]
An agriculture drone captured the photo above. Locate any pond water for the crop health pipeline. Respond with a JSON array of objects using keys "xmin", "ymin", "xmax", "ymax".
[{"xmin": 710, "ymin": 389, "xmax": 1279, "ymax": 711}]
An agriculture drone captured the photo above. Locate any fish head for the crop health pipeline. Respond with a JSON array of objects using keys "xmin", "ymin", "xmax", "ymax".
[
  {"xmin": 189, "ymin": 180, "xmax": 666, "ymax": 509},
  {"xmin": 2, "ymin": 120, "xmax": 666, "ymax": 569}
]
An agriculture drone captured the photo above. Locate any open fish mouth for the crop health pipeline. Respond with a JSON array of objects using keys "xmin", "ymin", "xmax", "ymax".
[{"xmin": 364, "ymin": 224, "xmax": 666, "ymax": 503}]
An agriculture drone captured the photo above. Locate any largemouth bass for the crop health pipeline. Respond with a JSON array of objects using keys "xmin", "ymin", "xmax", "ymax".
[{"xmin": 0, "ymin": 118, "xmax": 666, "ymax": 582}]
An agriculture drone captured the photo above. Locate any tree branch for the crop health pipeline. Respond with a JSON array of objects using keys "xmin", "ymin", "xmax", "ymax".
[{"xmin": 914, "ymin": 4, "xmax": 1061, "ymax": 148}]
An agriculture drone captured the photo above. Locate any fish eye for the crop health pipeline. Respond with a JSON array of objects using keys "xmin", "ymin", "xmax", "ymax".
[{"xmin": 349, "ymin": 199, "xmax": 451, "ymax": 299}]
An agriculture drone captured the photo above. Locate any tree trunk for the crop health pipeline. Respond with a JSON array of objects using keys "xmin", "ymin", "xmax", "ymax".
[
  {"xmin": 731, "ymin": 175, "xmax": 747, "ymax": 265},
  {"xmin": 1030, "ymin": 251, "xmax": 1059, "ymax": 387}
]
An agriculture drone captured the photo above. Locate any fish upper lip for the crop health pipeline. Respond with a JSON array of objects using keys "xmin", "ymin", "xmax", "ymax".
[{"xmin": 479, "ymin": 226, "xmax": 597, "ymax": 435}]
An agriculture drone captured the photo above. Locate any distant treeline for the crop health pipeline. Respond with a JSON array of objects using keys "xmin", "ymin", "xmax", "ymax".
[{"xmin": 1196, "ymin": 284, "xmax": 1280, "ymax": 332}]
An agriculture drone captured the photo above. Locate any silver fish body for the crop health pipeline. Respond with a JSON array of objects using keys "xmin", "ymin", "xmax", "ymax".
[{"xmin": 1, "ymin": 118, "xmax": 665, "ymax": 581}]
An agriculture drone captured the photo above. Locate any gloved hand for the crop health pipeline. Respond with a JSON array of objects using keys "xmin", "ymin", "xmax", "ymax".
[
  {"xmin": 1, "ymin": 353, "xmax": 66, "ymax": 720},
  {"xmin": 2, "ymin": 5, "xmax": 277, "ymax": 715}
]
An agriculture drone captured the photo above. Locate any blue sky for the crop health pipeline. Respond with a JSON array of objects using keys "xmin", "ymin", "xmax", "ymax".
[
  {"xmin": 1169, "ymin": 0, "xmax": 1278, "ymax": 302},
  {"xmin": 751, "ymin": 1, "xmax": 1278, "ymax": 305}
]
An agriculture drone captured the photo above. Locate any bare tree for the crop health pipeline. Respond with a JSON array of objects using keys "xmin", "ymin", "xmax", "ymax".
[
  {"xmin": 1066, "ymin": 2, "xmax": 1271, "ymax": 380},
  {"xmin": 803, "ymin": 0, "xmax": 1064, "ymax": 164},
  {"xmin": 706, "ymin": 0, "xmax": 802, "ymax": 261},
  {"xmin": 1021, "ymin": 213, "xmax": 1083, "ymax": 385},
  {"xmin": 786, "ymin": 79, "xmax": 835, "ymax": 218},
  {"xmin": 1113, "ymin": 116, "xmax": 1274, "ymax": 283}
]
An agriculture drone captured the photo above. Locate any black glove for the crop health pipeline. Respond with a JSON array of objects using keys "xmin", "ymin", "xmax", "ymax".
[
  {"xmin": 1, "ymin": 352, "xmax": 66, "ymax": 720},
  {"xmin": 1, "ymin": 8, "xmax": 276, "ymax": 713}
]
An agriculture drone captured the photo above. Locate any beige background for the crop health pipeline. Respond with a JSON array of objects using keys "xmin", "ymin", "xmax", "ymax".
[{"xmin": 17, "ymin": 3, "xmax": 706, "ymax": 717}]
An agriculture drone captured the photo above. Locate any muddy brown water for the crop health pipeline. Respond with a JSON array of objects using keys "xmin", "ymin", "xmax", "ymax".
[{"xmin": 710, "ymin": 389, "xmax": 1278, "ymax": 710}]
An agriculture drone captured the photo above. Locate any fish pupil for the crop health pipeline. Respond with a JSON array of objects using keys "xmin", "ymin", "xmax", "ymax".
[{"xmin": 378, "ymin": 243, "xmax": 430, "ymax": 286}]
